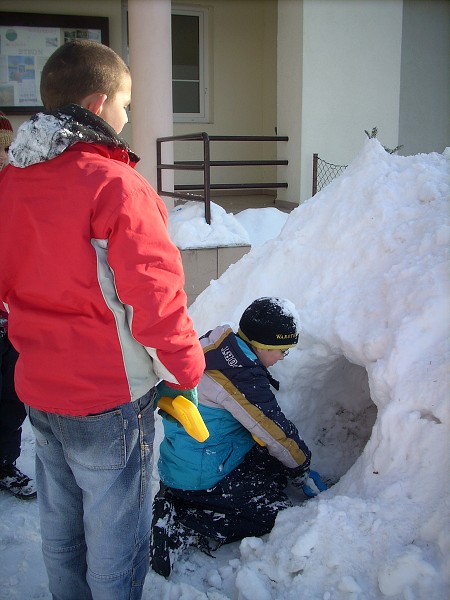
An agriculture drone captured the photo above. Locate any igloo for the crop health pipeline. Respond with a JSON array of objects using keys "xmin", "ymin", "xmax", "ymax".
[{"xmin": 188, "ymin": 139, "xmax": 449, "ymax": 599}]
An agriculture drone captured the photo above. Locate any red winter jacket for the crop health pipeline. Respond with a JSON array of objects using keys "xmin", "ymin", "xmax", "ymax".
[{"xmin": 0, "ymin": 107, "xmax": 205, "ymax": 415}]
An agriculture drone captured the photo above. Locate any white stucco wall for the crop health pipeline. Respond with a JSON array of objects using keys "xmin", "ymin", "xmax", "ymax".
[
  {"xmin": 128, "ymin": 0, "xmax": 174, "ymax": 194},
  {"xmin": 399, "ymin": 0, "xmax": 450, "ymax": 155},
  {"xmin": 300, "ymin": 0, "xmax": 403, "ymax": 203},
  {"xmin": 7, "ymin": 0, "xmax": 447, "ymax": 209},
  {"xmin": 277, "ymin": 0, "xmax": 303, "ymax": 205}
]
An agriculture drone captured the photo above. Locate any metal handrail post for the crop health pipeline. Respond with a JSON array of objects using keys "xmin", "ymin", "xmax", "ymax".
[
  {"xmin": 202, "ymin": 132, "xmax": 211, "ymax": 224},
  {"xmin": 156, "ymin": 139, "xmax": 162, "ymax": 194},
  {"xmin": 312, "ymin": 153, "xmax": 318, "ymax": 196},
  {"xmin": 156, "ymin": 133, "xmax": 290, "ymax": 222}
]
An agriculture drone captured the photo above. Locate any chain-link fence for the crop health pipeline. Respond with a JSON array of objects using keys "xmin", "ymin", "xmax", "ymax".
[{"xmin": 312, "ymin": 153, "xmax": 348, "ymax": 196}]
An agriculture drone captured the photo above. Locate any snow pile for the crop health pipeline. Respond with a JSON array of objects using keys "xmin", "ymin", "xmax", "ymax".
[
  {"xmin": 234, "ymin": 206, "xmax": 289, "ymax": 247},
  {"xmin": 169, "ymin": 201, "xmax": 289, "ymax": 249},
  {"xmin": 168, "ymin": 200, "xmax": 250, "ymax": 249},
  {"xmin": 185, "ymin": 139, "xmax": 449, "ymax": 599}
]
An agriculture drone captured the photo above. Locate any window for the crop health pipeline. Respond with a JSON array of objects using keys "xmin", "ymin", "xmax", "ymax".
[
  {"xmin": 121, "ymin": 2, "xmax": 209, "ymax": 122},
  {"xmin": 172, "ymin": 5, "xmax": 209, "ymax": 122}
]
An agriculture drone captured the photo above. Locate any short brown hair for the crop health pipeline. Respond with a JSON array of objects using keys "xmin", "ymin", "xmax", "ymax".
[{"xmin": 40, "ymin": 40, "xmax": 130, "ymax": 110}]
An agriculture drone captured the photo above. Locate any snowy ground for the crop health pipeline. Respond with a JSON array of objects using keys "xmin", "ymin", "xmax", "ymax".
[{"xmin": 1, "ymin": 139, "xmax": 449, "ymax": 600}]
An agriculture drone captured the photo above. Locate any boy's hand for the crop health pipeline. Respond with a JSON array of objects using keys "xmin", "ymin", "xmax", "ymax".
[
  {"xmin": 157, "ymin": 395, "xmax": 209, "ymax": 442},
  {"xmin": 155, "ymin": 381, "xmax": 198, "ymax": 407},
  {"xmin": 154, "ymin": 383, "xmax": 208, "ymax": 442}
]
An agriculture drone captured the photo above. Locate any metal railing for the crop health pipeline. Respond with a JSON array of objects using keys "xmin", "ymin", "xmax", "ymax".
[
  {"xmin": 157, "ymin": 132, "xmax": 288, "ymax": 223},
  {"xmin": 312, "ymin": 153, "xmax": 348, "ymax": 196}
]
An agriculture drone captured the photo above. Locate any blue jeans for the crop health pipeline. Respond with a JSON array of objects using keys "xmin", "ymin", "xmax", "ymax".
[{"xmin": 27, "ymin": 389, "xmax": 155, "ymax": 600}]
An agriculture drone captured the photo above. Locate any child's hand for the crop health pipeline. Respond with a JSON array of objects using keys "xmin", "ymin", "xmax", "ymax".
[
  {"xmin": 155, "ymin": 381, "xmax": 198, "ymax": 406},
  {"xmin": 157, "ymin": 395, "xmax": 209, "ymax": 442},
  {"xmin": 298, "ymin": 470, "xmax": 328, "ymax": 497},
  {"xmin": 154, "ymin": 381, "xmax": 198, "ymax": 424},
  {"xmin": 290, "ymin": 471, "xmax": 309, "ymax": 489}
]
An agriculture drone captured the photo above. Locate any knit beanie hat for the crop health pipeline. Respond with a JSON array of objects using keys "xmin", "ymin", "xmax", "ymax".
[
  {"xmin": 237, "ymin": 297, "xmax": 299, "ymax": 350},
  {"xmin": 0, "ymin": 111, "xmax": 13, "ymax": 147}
]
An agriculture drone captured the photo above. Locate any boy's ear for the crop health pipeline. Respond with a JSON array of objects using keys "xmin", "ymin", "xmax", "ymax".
[{"xmin": 80, "ymin": 93, "xmax": 108, "ymax": 116}]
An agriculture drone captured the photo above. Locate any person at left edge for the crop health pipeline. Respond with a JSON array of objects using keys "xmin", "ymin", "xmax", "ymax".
[
  {"xmin": 0, "ymin": 111, "xmax": 37, "ymax": 500},
  {"xmin": 0, "ymin": 40, "xmax": 205, "ymax": 600}
]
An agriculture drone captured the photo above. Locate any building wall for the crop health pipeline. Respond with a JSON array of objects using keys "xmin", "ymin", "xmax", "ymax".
[
  {"xmin": 1, "ymin": 0, "xmax": 279, "ymax": 197},
  {"xmin": 4, "ymin": 0, "xmax": 448, "ymax": 209},
  {"xmin": 297, "ymin": 0, "xmax": 404, "ymax": 204},
  {"xmin": 399, "ymin": 0, "xmax": 450, "ymax": 155},
  {"xmin": 171, "ymin": 0, "xmax": 278, "ymax": 188},
  {"xmin": 277, "ymin": 0, "xmax": 303, "ymax": 207}
]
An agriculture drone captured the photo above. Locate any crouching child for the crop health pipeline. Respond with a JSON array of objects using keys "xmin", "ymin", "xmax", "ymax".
[{"xmin": 151, "ymin": 297, "xmax": 313, "ymax": 577}]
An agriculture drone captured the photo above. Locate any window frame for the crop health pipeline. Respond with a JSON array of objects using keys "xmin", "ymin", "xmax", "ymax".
[{"xmin": 172, "ymin": 4, "xmax": 209, "ymax": 123}]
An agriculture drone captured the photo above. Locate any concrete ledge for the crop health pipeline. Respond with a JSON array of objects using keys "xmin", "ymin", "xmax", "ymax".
[{"xmin": 181, "ymin": 245, "xmax": 251, "ymax": 306}]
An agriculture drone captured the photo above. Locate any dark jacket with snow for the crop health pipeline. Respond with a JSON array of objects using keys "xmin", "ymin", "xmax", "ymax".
[
  {"xmin": 0, "ymin": 105, "xmax": 205, "ymax": 415},
  {"xmin": 0, "ymin": 309, "xmax": 8, "ymax": 333},
  {"xmin": 158, "ymin": 324, "xmax": 311, "ymax": 490}
]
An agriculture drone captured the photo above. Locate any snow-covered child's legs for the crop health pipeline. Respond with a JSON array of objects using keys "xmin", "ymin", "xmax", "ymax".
[
  {"xmin": 172, "ymin": 445, "xmax": 292, "ymax": 543},
  {"xmin": 150, "ymin": 445, "xmax": 293, "ymax": 577}
]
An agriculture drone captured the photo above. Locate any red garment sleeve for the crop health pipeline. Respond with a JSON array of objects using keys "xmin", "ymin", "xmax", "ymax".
[{"xmin": 103, "ymin": 178, "xmax": 205, "ymax": 389}]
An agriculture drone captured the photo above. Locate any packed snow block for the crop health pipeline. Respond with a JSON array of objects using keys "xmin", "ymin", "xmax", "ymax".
[
  {"xmin": 169, "ymin": 199, "xmax": 252, "ymax": 305},
  {"xmin": 218, "ymin": 246, "xmax": 252, "ymax": 278},
  {"xmin": 180, "ymin": 248, "xmax": 217, "ymax": 307},
  {"xmin": 180, "ymin": 246, "xmax": 251, "ymax": 305}
]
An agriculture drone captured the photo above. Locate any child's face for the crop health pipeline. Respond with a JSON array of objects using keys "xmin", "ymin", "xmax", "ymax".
[
  {"xmin": 100, "ymin": 72, "xmax": 132, "ymax": 134},
  {"xmin": 0, "ymin": 144, "xmax": 9, "ymax": 170},
  {"xmin": 253, "ymin": 347, "xmax": 287, "ymax": 368}
]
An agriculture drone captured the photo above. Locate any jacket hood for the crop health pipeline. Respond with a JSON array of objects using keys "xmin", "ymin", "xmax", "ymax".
[
  {"xmin": 9, "ymin": 103, "xmax": 139, "ymax": 168},
  {"xmin": 201, "ymin": 325, "xmax": 248, "ymax": 371},
  {"xmin": 200, "ymin": 324, "xmax": 280, "ymax": 390}
]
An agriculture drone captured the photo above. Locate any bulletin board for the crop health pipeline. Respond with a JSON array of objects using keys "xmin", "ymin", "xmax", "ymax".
[{"xmin": 0, "ymin": 12, "xmax": 109, "ymax": 114}]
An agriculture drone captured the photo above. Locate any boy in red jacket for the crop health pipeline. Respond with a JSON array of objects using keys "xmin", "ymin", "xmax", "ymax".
[{"xmin": 0, "ymin": 40, "xmax": 205, "ymax": 599}]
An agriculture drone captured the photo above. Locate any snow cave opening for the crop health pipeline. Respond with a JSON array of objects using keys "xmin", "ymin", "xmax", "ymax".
[{"xmin": 287, "ymin": 354, "xmax": 377, "ymax": 485}]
